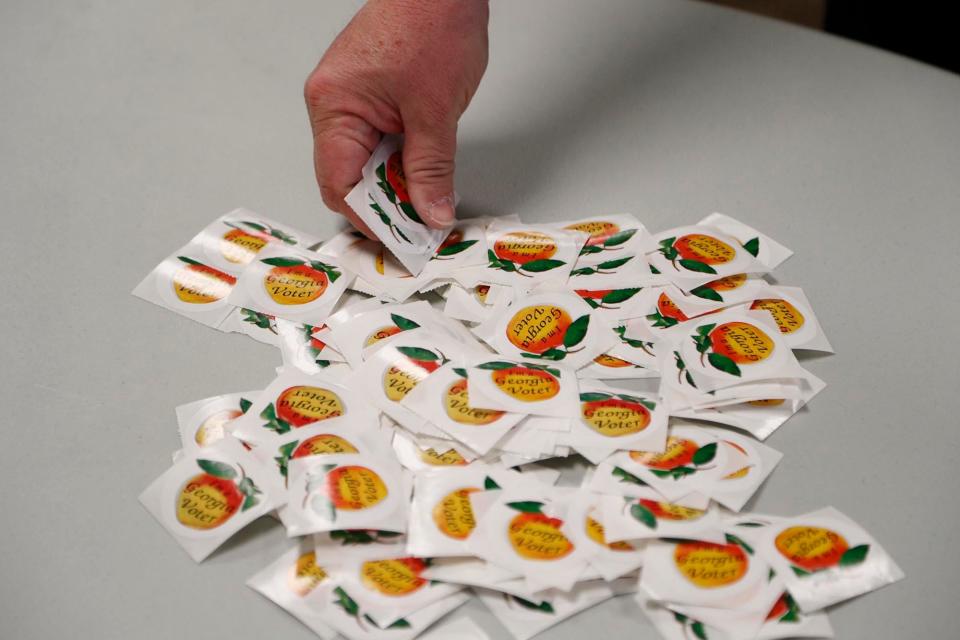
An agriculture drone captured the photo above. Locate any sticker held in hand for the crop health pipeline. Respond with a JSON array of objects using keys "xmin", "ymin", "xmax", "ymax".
[{"xmin": 345, "ymin": 134, "xmax": 453, "ymax": 276}]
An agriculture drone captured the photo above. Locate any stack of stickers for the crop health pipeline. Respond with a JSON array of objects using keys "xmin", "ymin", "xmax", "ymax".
[{"xmin": 136, "ymin": 139, "xmax": 902, "ymax": 640}]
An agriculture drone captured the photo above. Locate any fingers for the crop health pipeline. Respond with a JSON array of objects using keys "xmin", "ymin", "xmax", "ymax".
[
  {"xmin": 401, "ymin": 116, "xmax": 458, "ymax": 229},
  {"xmin": 311, "ymin": 118, "xmax": 379, "ymax": 239},
  {"xmin": 305, "ymin": 78, "xmax": 381, "ymax": 238}
]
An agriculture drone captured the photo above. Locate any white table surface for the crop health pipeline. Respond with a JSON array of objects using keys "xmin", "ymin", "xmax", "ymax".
[{"xmin": 2, "ymin": 0, "xmax": 959, "ymax": 638}]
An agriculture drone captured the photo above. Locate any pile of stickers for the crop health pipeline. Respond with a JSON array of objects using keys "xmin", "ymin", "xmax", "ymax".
[{"xmin": 135, "ymin": 136, "xmax": 903, "ymax": 640}]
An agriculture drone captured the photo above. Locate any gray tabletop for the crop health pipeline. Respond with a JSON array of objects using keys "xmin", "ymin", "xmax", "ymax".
[{"xmin": 2, "ymin": 0, "xmax": 959, "ymax": 638}]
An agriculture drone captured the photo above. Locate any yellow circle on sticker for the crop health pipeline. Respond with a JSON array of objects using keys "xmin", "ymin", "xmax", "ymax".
[
  {"xmin": 432, "ymin": 488, "xmax": 480, "ymax": 539},
  {"xmin": 326, "ymin": 465, "xmax": 388, "ymax": 510},
  {"xmin": 750, "ymin": 298, "xmax": 805, "ymax": 334},
  {"xmin": 360, "ymin": 558, "xmax": 427, "ymax": 596},
  {"xmin": 673, "ymin": 542, "xmax": 748, "ymax": 588},
  {"xmin": 264, "ymin": 265, "xmax": 328, "ymax": 305},
  {"xmin": 491, "ymin": 366, "xmax": 560, "ymax": 402},
  {"xmin": 507, "ymin": 305, "xmax": 573, "ymax": 354}
]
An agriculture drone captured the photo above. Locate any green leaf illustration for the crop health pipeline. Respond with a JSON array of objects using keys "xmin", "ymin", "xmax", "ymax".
[
  {"xmin": 742, "ymin": 237, "xmax": 760, "ymax": 257},
  {"xmin": 452, "ymin": 367, "xmax": 467, "ymax": 378},
  {"xmin": 674, "ymin": 351, "xmax": 697, "ymax": 388},
  {"xmin": 333, "ymin": 586, "xmax": 359, "ymax": 616},
  {"xmin": 692, "ymin": 443, "xmax": 717, "ymax": 466},
  {"xmin": 696, "ymin": 323, "xmax": 716, "ymax": 337},
  {"xmin": 522, "ymin": 348, "xmax": 567, "ymax": 361},
  {"xmin": 330, "ymin": 530, "xmax": 373, "ymax": 545},
  {"xmin": 197, "ymin": 459, "xmax": 236, "ymax": 480},
  {"xmin": 390, "ymin": 314, "xmax": 420, "ymax": 331},
  {"xmin": 678, "ymin": 259, "xmax": 717, "ymax": 274},
  {"xmin": 625, "ymin": 336, "xmax": 653, "ymax": 350},
  {"xmin": 260, "ymin": 403, "xmax": 291, "ymax": 434},
  {"xmin": 583, "ymin": 297, "xmax": 600, "ymax": 309},
  {"xmin": 506, "ymin": 501, "xmax": 544, "ymax": 513},
  {"xmin": 603, "ymin": 228, "xmax": 637, "ymax": 247},
  {"xmin": 690, "ymin": 285, "xmax": 723, "ymax": 302},
  {"xmin": 396, "ymin": 346, "xmax": 440, "ymax": 361},
  {"xmin": 261, "ymin": 257, "xmax": 305, "ymax": 268},
  {"xmin": 563, "ymin": 315, "xmax": 590, "ymax": 349},
  {"xmin": 271, "ymin": 229, "xmax": 296, "ymax": 245},
  {"xmin": 663, "ymin": 248, "xmax": 679, "ymax": 261},
  {"xmin": 669, "ymin": 466, "xmax": 697, "ymax": 480},
  {"xmin": 630, "ymin": 503, "xmax": 657, "ymax": 529},
  {"xmin": 779, "ymin": 593, "xmax": 801, "ymax": 623},
  {"xmin": 646, "ymin": 311, "xmax": 678, "ymax": 329},
  {"xmin": 383, "ymin": 617, "xmax": 411, "ymax": 629},
  {"xmin": 512, "ymin": 596, "xmax": 555, "ymax": 614},
  {"xmin": 238, "ymin": 477, "xmax": 261, "ymax": 511},
  {"xmin": 691, "ymin": 621, "xmax": 708, "ymax": 640},
  {"xmin": 399, "ymin": 202, "xmax": 424, "ymax": 224},
  {"xmin": 780, "ymin": 609, "xmax": 800, "ymax": 623},
  {"xmin": 239, "ymin": 398, "xmax": 253, "ymax": 414},
  {"xmin": 724, "ymin": 533, "xmax": 754, "ymax": 555},
  {"xmin": 309, "ymin": 260, "xmax": 341, "ymax": 282},
  {"xmin": 435, "ymin": 239, "xmax": 478, "ymax": 257},
  {"xmin": 277, "ymin": 441, "xmax": 298, "ymax": 459},
  {"xmin": 601, "ymin": 288, "xmax": 641, "ymax": 304},
  {"xmin": 579, "ymin": 392, "xmax": 612, "ymax": 402},
  {"xmin": 791, "ymin": 565, "xmax": 812, "ymax": 578},
  {"xmin": 520, "ymin": 259, "xmax": 565, "ymax": 272},
  {"xmin": 707, "ymin": 352, "xmax": 742, "ymax": 377},
  {"xmin": 612, "ymin": 466, "xmax": 647, "ymax": 486},
  {"xmin": 274, "ymin": 441, "xmax": 298, "ymax": 478},
  {"xmin": 177, "ymin": 256, "xmax": 202, "ymax": 266},
  {"xmin": 579, "ymin": 244, "xmax": 604, "ymax": 255},
  {"xmin": 597, "ymin": 256, "xmax": 633, "ymax": 270},
  {"xmin": 241, "ymin": 308, "xmax": 272, "ymax": 329},
  {"xmin": 483, "ymin": 476, "xmax": 501, "ymax": 490},
  {"xmin": 839, "ymin": 544, "xmax": 870, "ymax": 567},
  {"xmin": 477, "ymin": 361, "xmax": 516, "ymax": 371},
  {"xmin": 693, "ymin": 335, "xmax": 712, "ymax": 353}
]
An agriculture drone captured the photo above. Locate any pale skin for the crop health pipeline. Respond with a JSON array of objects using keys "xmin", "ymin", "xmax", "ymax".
[{"xmin": 305, "ymin": 0, "xmax": 489, "ymax": 237}]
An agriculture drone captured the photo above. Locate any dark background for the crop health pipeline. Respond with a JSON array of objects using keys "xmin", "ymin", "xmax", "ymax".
[{"xmin": 706, "ymin": 0, "xmax": 959, "ymax": 73}]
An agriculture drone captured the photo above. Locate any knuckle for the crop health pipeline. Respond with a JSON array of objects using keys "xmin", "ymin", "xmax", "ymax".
[{"xmin": 303, "ymin": 69, "xmax": 340, "ymax": 107}]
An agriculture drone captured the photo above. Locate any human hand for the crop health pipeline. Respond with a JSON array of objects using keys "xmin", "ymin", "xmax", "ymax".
[{"xmin": 305, "ymin": 0, "xmax": 489, "ymax": 236}]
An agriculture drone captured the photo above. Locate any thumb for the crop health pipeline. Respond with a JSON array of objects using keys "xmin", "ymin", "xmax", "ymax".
[{"xmin": 402, "ymin": 120, "xmax": 458, "ymax": 229}]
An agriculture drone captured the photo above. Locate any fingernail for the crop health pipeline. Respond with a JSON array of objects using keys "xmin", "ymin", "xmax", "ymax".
[{"xmin": 426, "ymin": 195, "xmax": 456, "ymax": 228}]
